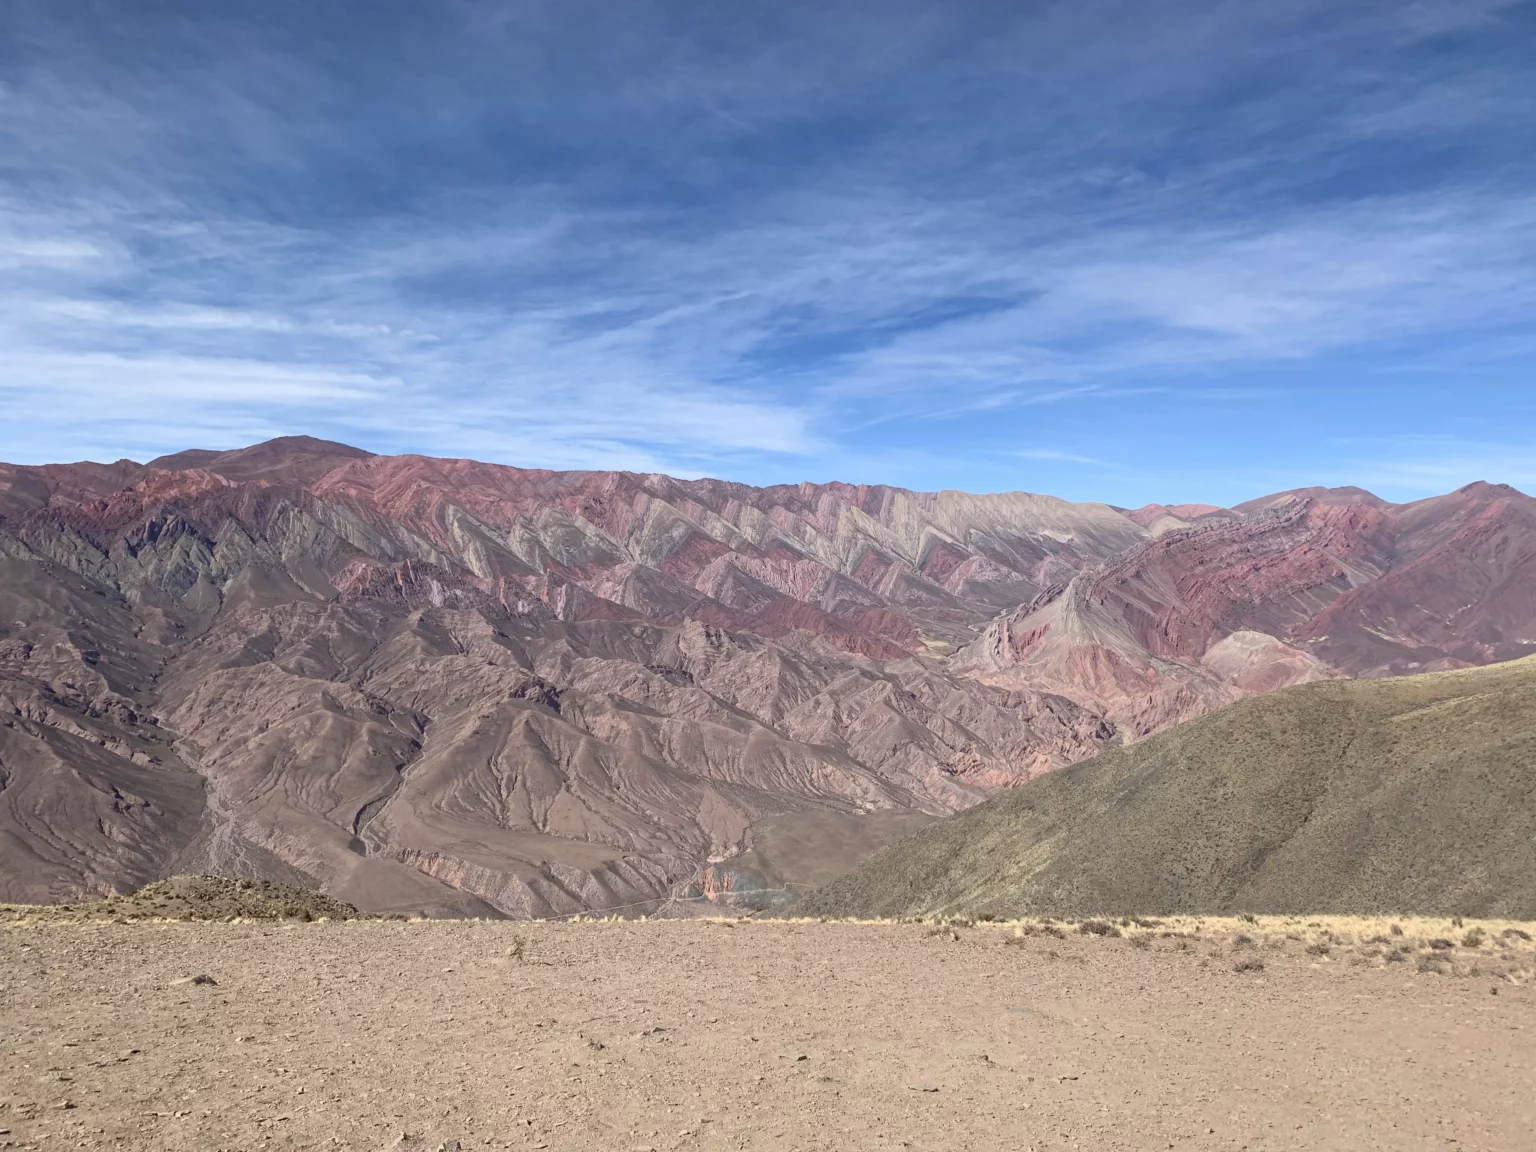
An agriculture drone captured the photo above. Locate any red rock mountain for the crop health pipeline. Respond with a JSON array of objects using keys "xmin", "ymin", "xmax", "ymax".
[
  {"xmin": 2, "ymin": 438, "xmax": 1531, "ymax": 915},
  {"xmin": 956, "ymin": 482, "xmax": 1536, "ymax": 734}
]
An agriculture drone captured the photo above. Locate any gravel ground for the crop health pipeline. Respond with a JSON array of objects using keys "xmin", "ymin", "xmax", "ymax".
[{"xmin": 1, "ymin": 917, "xmax": 1533, "ymax": 1151}]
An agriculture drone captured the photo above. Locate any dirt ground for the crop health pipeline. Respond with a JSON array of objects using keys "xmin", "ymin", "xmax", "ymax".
[{"xmin": 2, "ymin": 915, "xmax": 1533, "ymax": 1152}]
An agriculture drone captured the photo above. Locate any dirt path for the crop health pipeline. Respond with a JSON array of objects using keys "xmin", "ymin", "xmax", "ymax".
[{"xmin": 2, "ymin": 918, "xmax": 1533, "ymax": 1151}]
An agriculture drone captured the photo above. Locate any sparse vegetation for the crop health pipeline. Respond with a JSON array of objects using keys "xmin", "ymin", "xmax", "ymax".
[
  {"xmin": 788, "ymin": 657, "xmax": 1536, "ymax": 923},
  {"xmin": 803, "ymin": 913, "xmax": 1536, "ymax": 986},
  {"xmin": 1079, "ymin": 919, "xmax": 1121, "ymax": 937},
  {"xmin": 0, "ymin": 875, "xmax": 367, "ymax": 923}
]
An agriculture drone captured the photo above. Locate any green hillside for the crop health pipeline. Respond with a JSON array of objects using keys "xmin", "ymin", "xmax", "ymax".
[{"xmin": 793, "ymin": 656, "xmax": 1536, "ymax": 919}]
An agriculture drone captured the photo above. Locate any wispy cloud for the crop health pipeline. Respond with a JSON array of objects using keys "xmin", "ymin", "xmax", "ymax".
[{"xmin": 1014, "ymin": 449, "xmax": 1115, "ymax": 467}]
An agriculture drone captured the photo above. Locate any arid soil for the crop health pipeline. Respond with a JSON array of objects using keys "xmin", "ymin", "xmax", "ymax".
[{"xmin": 2, "ymin": 916, "xmax": 1533, "ymax": 1151}]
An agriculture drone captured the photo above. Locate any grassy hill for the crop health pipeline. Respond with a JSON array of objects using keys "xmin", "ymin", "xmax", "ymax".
[{"xmin": 792, "ymin": 655, "xmax": 1536, "ymax": 919}]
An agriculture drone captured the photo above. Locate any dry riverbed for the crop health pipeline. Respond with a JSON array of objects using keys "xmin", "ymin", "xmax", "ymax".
[{"xmin": 2, "ymin": 914, "xmax": 1533, "ymax": 1151}]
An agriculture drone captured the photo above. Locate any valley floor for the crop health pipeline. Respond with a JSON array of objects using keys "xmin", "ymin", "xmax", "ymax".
[{"xmin": 2, "ymin": 916, "xmax": 1534, "ymax": 1151}]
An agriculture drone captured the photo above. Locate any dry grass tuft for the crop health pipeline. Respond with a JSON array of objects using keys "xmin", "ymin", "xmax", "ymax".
[
  {"xmin": 858, "ymin": 913, "xmax": 1536, "ymax": 984},
  {"xmin": 1079, "ymin": 919, "xmax": 1121, "ymax": 938}
]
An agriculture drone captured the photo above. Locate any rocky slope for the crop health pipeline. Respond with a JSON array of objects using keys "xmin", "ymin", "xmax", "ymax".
[
  {"xmin": 2, "ymin": 437, "xmax": 1531, "ymax": 916},
  {"xmin": 956, "ymin": 481, "xmax": 1536, "ymax": 735},
  {"xmin": 0, "ymin": 438, "xmax": 1129, "ymax": 915},
  {"xmin": 792, "ymin": 655, "xmax": 1536, "ymax": 920},
  {"xmin": 0, "ymin": 874, "xmax": 369, "ymax": 922}
]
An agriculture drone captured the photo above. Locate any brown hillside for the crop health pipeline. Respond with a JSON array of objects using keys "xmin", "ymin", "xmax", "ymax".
[
  {"xmin": 793, "ymin": 655, "xmax": 1536, "ymax": 919},
  {"xmin": 0, "ymin": 875, "xmax": 368, "ymax": 923}
]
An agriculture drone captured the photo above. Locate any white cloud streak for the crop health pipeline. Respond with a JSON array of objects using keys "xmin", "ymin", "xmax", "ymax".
[{"xmin": 1015, "ymin": 449, "xmax": 1114, "ymax": 467}]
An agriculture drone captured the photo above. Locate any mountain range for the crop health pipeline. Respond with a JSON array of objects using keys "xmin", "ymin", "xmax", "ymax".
[{"xmin": 2, "ymin": 436, "xmax": 1532, "ymax": 915}]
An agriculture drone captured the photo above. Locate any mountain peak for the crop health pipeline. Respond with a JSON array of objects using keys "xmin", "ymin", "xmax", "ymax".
[
  {"xmin": 1455, "ymin": 480, "xmax": 1528, "ymax": 499},
  {"xmin": 149, "ymin": 436, "xmax": 374, "ymax": 485}
]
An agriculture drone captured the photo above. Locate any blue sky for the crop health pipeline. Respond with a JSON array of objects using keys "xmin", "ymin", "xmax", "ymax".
[{"xmin": 1, "ymin": 0, "xmax": 1533, "ymax": 506}]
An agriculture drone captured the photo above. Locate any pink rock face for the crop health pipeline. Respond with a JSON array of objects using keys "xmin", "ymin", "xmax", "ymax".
[
  {"xmin": 2, "ymin": 438, "xmax": 1530, "ymax": 916},
  {"xmin": 956, "ymin": 484, "xmax": 1536, "ymax": 736},
  {"xmin": 1118, "ymin": 502, "xmax": 1232, "ymax": 529}
]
